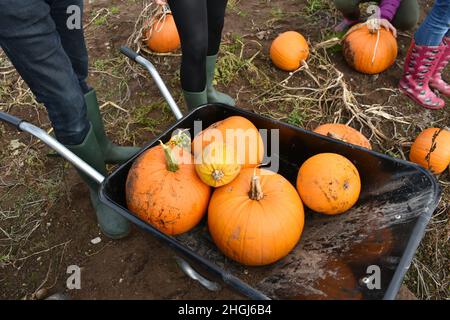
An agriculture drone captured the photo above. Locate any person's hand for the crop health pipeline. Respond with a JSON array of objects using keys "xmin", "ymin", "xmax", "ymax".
[
  {"xmin": 154, "ymin": 0, "xmax": 167, "ymax": 5},
  {"xmin": 379, "ymin": 19, "xmax": 397, "ymax": 38}
]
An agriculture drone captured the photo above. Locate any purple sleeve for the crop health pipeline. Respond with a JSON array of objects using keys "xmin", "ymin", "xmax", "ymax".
[{"xmin": 379, "ymin": 0, "xmax": 401, "ymax": 21}]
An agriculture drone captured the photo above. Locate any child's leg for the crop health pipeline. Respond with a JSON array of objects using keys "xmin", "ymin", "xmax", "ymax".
[
  {"xmin": 333, "ymin": 0, "xmax": 363, "ymax": 20},
  {"xmin": 391, "ymin": 0, "xmax": 419, "ymax": 31},
  {"xmin": 414, "ymin": 0, "xmax": 450, "ymax": 46}
]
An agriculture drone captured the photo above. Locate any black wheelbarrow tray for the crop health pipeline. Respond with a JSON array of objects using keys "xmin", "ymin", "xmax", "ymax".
[{"xmin": 0, "ymin": 47, "xmax": 441, "ymax": 300}]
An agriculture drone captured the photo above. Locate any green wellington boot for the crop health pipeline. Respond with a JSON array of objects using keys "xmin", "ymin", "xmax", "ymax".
[
  {"xmin": 183, "ymin": 87, "xmax": 208, "ymax": 111},
  {"xmin": 66, "ymin": 125, "xmax": 130, "ymax": 239},
  {"xmin": 85, "ymin": 89, "xmax": 140, "ymax": 164},
  {"xmin": 206, "ymin": 54, "xmax": 235, "ymax": 106}
]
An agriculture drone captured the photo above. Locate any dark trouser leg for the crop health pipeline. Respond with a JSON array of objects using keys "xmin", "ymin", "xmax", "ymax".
[
  {"xmin": 0, "ymin": 0, "xmax": 89, "ymax": 145},
  {"xmin": 391, "ymin": 0, "xmax": 419, "ymax": 31},
  {"xmin": 49, "ymin": 0, "xmax": 90, "ymax": 93},
  {"xmin": 205, "ymin": 0, "xmax": 234, "ymax": 106},
  {"xmin": 206, "ymin": 0, "xmax": 228, "ymax": 56},
  {"xmin": 333, "ymin": 0, "xmax": 363, "ymax": 20},
  {"xmin": 168, "ymin": 0, "xmax": 208, "ymax": 92}
]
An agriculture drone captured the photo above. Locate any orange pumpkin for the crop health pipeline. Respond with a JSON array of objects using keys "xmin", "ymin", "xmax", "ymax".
[
  {"xmin": 342, "ymin": 22, "xmax": 398, "ymax": 74},
  {"xmin": 208, "ymin": 168, "xmax": 305, "ymax": 266},
  {"xmin": 126, "ymin": 139, "xmax": 210, "ymax": 235},
  {"xmin": 296, "ymin": 153, "xmax": 361, "ymax": 215},
  {"xmin": 145, "ymin": 14, "xmax": 180, "ymax": 53},
  {"xmin": 270, "ymin": 31, "xmax": 309, "ymax": 71},
  {"xmin": 314, "ymin": 123, "xmax": 372, "ymax": 149},
  {"xmin": 192, "ymin": 116, "xmax": 264, "ymax": 168},
  {"xmin": 409, "ymin": 128, "xmax": 450, "ymax": 174}
]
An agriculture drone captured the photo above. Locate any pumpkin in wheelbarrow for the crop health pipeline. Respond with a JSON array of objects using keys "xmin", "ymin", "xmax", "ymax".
[
  {"xmin": 296, "ymin": 153, "xmax": 361, "ymax": 215},
  {"xmin": 126, "ymin": 134, "xmax": 210, "ymax": 235},
  {"xmin": 192, "ymin": 116, "xmax": 264, "ymax": 169},
  {"xmin": 208, "ymin": 168, "xmax": 305, "ymax": 266}
]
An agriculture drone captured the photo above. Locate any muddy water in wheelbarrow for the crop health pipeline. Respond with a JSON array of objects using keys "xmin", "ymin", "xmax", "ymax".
[{"xmin": 100, "ymin": 104, "xmax": 440, "ymax": 300}]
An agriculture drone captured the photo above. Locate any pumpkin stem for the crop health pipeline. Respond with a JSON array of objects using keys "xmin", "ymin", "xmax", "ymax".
[
  {"xmin": 159, "ymin": 140, "xmax": 179, "ymax": 172},
  {"xmin": 249, "ymin": 173, "xmax": 264, "ymax": 201},
  {"xmin": 211, "ymin": 169, "xmax": 224, "ymax": 181}
]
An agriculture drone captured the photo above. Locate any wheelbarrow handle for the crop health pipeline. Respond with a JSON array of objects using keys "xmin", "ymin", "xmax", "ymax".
[
  {"xmin": 120, "ymin": 46, "xmax": 184, "ymax": 121},
  {"xmin": 0, "ymin": 111, "xmax": 105, "ymax": 184},
  {"xmin": 0, "ymin": 111, "xmax": 23, "ymax": 130}
]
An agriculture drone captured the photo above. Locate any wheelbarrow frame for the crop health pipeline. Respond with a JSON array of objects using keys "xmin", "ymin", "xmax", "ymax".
[{"xmin": 0, "ymin": 47, "xmax": 441, "ymax": 300}]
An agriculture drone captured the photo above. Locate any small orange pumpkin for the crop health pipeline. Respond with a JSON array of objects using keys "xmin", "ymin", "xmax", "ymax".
[
  {"xmin": 296, "ymin": 153, "xmax": 361, "ymax": 215},
  {"xmin": 145, "ymin": 14, "xmax": 180, "ymax": 53},
  {"xmin": 343, "ymin": 22, "xmax": 398, "ymax": 74},
  {"xmin": 270, "ymin": 31, "xmax": 309, "ymax": 71},
  {"xmin": 126, "ymin": 137, "xmax": 210, "ymax": 235},
  {"xmin": 192, "ymin": 116, "xmax": 264, "ymax": 168},
  {"xmin": 314, "ymin": 123, "xmax": 372, "ymax": 149},
  {"xmin": 208, "ymin": 168, "xmax": 305, "ymax": 266},
  {"xmin": 409, "ymin": 127, "xmax": 450, "ymax": 174}
]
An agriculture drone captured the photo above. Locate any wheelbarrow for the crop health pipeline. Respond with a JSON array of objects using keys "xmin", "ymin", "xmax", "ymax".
[{"xmin": 0, "ymin": 46, "xmax": 441, "ymax": 300}]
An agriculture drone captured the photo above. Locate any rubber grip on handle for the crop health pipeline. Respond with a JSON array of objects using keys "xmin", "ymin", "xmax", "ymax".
[
  {"xmin": 0, "ymin": 112, "xmax": 23, "ymax": 130},
  {"xmin": 120, "ymin": 46, "xmax": 139, "ymax": 61}
]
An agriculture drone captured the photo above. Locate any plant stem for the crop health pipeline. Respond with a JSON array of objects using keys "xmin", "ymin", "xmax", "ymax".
[
  {"xmin": 249, "ymin": 174, "xmax": 264, "ymax": 201},
  {"xmin": 159, "ymin": 140, "xmax": 179, "ymax": 172}
]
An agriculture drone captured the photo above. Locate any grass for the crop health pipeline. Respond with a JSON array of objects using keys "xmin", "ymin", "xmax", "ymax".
[{"xmin": 305, "ymin": 0, "xmax": 327, "ymax": 15}]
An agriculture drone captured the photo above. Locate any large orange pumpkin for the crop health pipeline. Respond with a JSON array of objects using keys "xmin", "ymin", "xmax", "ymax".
[
  {"xmin": 296, "ymin": 153, "xmax": 361, "ymax": 215},
  {"xmin": 409, "ymin": 128, "xmax": 450, "ymax": 174},
  {"xmin": 314, "ymin": 123, "xmax": 372, "ymax": 149},
  {"xmin": 343, "ymin": 22, "xmax": 398, "ymax": 74},
  {"xmin": 145, "ymin": 14, "xmax": 180, "ymax": 53},
  {"xmin": 126, "ymin": 139, "xmax": 210, "ymax": 235},
  {"xmin": 270, "ymin": 31, "xmax": 309, "ymax": 71},
  {"xmin": 208, "ymin": 168, "xmax": 305, "ymax": 266},
  {"xmin": 192, "ymin": 116, "xmax": 264, "ymax": 168}
]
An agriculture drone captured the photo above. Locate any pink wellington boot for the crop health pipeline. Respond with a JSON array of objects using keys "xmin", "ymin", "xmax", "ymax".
[
  {"xmin": 430, "ymin": 37, "xmax": 450, "ymax": 97},
  {"xmin": 399, "ymin": 41, "xmax": 446, "ymax": 110}
]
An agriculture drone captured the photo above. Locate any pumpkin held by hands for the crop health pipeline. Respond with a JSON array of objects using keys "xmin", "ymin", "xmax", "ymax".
[
  {"xmin": 144, "ymin": 14, "xmax": 180, "ymax": 53},
  {"xmin": 314, "ymin": 123, "xmax": 372, "ymax": 149},
  {"xmin": 270, "ymin": 31, "xmax": 309, "ymax": 71},
  {"xmin": 208, "ymin": 168, "xmax": 305, "ymax": 266},
  {"xmin": 342, "ymin": 22, "xmax": 398, "ymax": 74},
  {"xmin": 126, "ymin": 137, "xmax": 210, "ymax": 235},
  {"xmin": 296, "ymin": 153, "xmax": 361, "ymax": 215},
  {"xmin": 409, "ymin": 127, "xmax": 450, "ymax": 174},
  {"xmin": 192, "ymin": 116, "xmax": 264, "ymax": 169}
]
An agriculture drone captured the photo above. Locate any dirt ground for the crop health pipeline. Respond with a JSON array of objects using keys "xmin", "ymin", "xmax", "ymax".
[{"xmin": 0, "ymin": 0, "xmax": 448, "ymax": 300}]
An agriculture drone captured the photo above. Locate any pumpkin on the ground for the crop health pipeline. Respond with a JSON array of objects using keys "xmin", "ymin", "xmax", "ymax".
[
  {"xmin": 270, "ymin": 31, "xmax": 309, "ymax": 71},
  {"xmin": 126, "ymin": 135, "xmax": 210, "ymax": 235},
  {"xmin": 208, "ymin": 168, "xmax": 304, "ymax": 266},
  {"xmin": 314, "ymin": 123, "xmax": 372, "ymax": 149},
  {"xmin": 342, "ymin": 22, "xmax": 398, "ymax": 74},
  {"xmin": 192, "ymin": 116, "xmax": 264, "ymax": 168},
  {"xmin": 296, "ymin": 153, "xmax": 361, "ymax": 215},
  {"xmin": 195, "ymin": 141, "xmax": 241, "ymax": 187},
  {"xmin": 409, "ymin": 127, "xmax": 450, "ymax": 174},
  {"xmin": 144, "ymin": 14, "xmax": 180, "ymax": 53}
]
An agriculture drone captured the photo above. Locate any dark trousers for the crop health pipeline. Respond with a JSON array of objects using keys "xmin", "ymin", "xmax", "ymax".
[
  {"xmin": 0, "ymin": 0, "xmax": 90, "ymax": 145},
  {"xmin": 334, "ymin": 0, "xmax": 420, "ymax": 31},
  {"xmin": 168, "ymin": 0, "xmax": 228, "ymax": 92}
]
